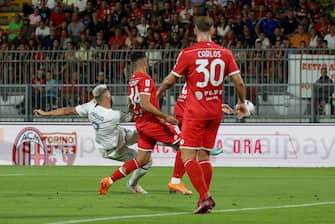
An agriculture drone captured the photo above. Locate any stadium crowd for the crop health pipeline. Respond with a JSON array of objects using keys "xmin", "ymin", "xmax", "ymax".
[
  {"xmin": 1, "ymin": 0, "xmax": 335, "ymax": 110},
  {"xmin": 1, "ymin": 0, "xmax": 334, "ymax": 52}
]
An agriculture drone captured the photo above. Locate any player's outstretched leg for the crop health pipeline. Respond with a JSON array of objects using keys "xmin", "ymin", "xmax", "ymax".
[
  {"xmin": 99, "ymin": 158, "xmax": 139, "ymax": 195},
  {"xmin": 168, "ymin": 150, "xmax": 192, "ymax": 195},
  {"xmin": 126, "ymin": 161, "xmax": 152, "ymax": 194}
]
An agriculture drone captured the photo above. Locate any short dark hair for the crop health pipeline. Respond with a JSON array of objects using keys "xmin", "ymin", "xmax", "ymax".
[
  {"xmin": 130, "ymin": 51, "xmax": 146, "ymax": 63},
  {"xmin": 194, "ymin": 16, "xmax": 214, "ymax": 32}
]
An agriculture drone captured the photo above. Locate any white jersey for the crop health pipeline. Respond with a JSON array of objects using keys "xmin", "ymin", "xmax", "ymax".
[{"xmin": 75, "ymin": 101, "xmax": 132, "ymax": 157}]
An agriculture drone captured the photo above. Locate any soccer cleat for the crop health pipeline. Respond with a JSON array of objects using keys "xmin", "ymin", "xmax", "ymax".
[
  {"xmin": 168, "ymin": 182, "xmax": 193, "ymax": 195},
  {"xmin": 126, "ymin": 182, "xmax": 148, "ymax": 194},
  {"xmin": 99, "ymin": 177, "xmax": 111, "ymax": 195},
  {"xmin": 210, "ymin": 147, "xmax": 223, "ymax": 156},
  {"xmin": 193, "ymin": 197, "xmax": 216, "ymax": 214}
]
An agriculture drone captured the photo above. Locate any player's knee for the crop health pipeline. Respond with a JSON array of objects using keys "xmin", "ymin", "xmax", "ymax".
[{"xmin": 141, "ymin": 160, "xmax": 152, "ymax": 170}]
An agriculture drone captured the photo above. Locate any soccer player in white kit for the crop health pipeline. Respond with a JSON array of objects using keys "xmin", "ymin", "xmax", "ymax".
[{"xmin": 34, "ymin": 84, "xmax": 151, "ymax": 194}]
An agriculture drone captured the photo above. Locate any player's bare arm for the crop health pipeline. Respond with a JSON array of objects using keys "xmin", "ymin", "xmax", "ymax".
[
  {"xmin": 140, "ymin": 93, "xmax": 178, "ymax": 124},
  {"xmin": 33, "ymin": 107, "xmax": 78, "ymax": 116},
  {"xmin": 157, "ymin": 73, "xmax": 177, "ymax": 99},
  {"xmin": 230, "ymin": 73, "xmax": 247, "ymax": 119}
]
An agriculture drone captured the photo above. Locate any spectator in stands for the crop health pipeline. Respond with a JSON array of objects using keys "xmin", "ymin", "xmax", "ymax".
[
  {"xmin": 136, "ymin": 16, "xmax": 149, "ymax": 38},
  {"xmin": 240, "ymin": 25, "xmax": 255, "ymax": 48},
  {"xmin": 35, "ymin": 20, "xmax": 51, "ymax": 43},
  {"xmin": 255, "ymin": 32, "xmax": 270, "ymax": 49},
  {"xmin": 29, "ymin": 8, "xmax": 41, "ymax": 26},
  {"xmin": 38, "ymin": 0, "xmax": 51, "ymax": 22},
  {"xmin": 125, "ymin": 27, "xmax": 142, "ymax": 49},
  {"xmin": 108, "ymin": 27, "xmax": 126, "ymax": 49},
  {"xmin": 280, "ymin": 8, "xmax": 299, "ymax": 36},
  {"xmin": 50, "ymin": 5, "xmax": 66, "ymax": 37},
  {"xmin": 324, "ymin": 24, "xmax": 335, "ymax": 50},
  {"xmin": 80, "ymin": 0, "xmax": 95, "ymax": 20},
  {"xmin": 290, "ymin": 24, "xmax": 310, "ymax": 48},
  {"xmin": 313, "ymin": 66, "xmax": 334, "ymax": 115},
  {"xmin": 60, "ymin": 30, "xmax": 72, "ymax": 50},
  {"xmin": 256, "ymin": 10, "xmax": 281, "ymax": 42},
  {"xmin": 128, "ymin": 1, "xmax": 144, "ymax": 21},
  {"xmin": 67, "ymin": 13, "xmax": 85, "ymax": 42},
  {"xmin": 62, "ymin": 71, "xmax": 82, "ymax": 106},
  {"xmin": 231, "ymin": 14, "xmax": 246, "ymax": 41},
  {"xmin": 314, "ymin": 14, "xmax": 330, "ymax": 37},
  {"xmin": 21, "ymin": 17, "xmax": 34, "ymax": 40},
  {"xmin": 92, "ymin": 31, "xmax": 105, "ymax": 48},
  {"xmin": 112, "ymin": 1, "xmax": 127, "ymax": 26},
  {"xmin": 309, "ymin": 27, "xmax": 319, "ymax": 48},
  {"xmin": 31, "ymin": 67, "xmax": 46, "ymax": 110},
  {"xmin": 96, "ymin": 71, "xmax": 108, "ymax": 84},
  {"xmin": 7, "ymin": 13, "xmax": 23, "ymax": 42},
  {"xmin": 76, "ymin": 39, "xmax": 94, "ymax": 61},
  {"xmin": 45, "ymin": 70, "xmax": 58, "ymax": 110},
  {"xmin": 179, "ymin": 0, "xmax": 193, "ymax": 24},
  {"xmin": 74, "ymin": 0, "xmax": 87, "ymax": 12},
  {"xmin": 87, "ymin": 12, "xmax": 102, "ymax": 38}
]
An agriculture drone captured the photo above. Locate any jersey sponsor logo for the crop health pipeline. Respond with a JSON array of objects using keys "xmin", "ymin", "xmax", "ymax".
[
  {"xmin": 12, "ymin": 127, "xmax": 77, "ymax": 166},
  {"xmin": 195, "ymin": 91, "xmax": 203, "ymax": 100}
]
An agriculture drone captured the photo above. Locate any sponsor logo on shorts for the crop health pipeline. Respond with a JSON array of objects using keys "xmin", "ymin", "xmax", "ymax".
[{"xmin": 12, "ymin": 127, "xmax": 77, "ymax": 166}]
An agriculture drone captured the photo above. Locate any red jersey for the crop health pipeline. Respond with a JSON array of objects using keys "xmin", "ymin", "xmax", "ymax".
[
  {"xmin": 172, "ymin": 41, "xmax": 240, "ymax": 120},
  {"xmin": 128, "ymin": 71, "xmax": 160, "ymax": 125},
  {"xmin": 173, "ymin": 83, "xmax": 187, "ymax": 118}
]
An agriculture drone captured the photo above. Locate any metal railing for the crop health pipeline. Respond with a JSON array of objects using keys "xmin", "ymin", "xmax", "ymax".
[{"xmin": 0, "ymin": 49, "xmax": 334, "ymax": 122}]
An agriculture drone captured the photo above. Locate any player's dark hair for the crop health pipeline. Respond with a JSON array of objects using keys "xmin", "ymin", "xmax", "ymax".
[
  {"xmin": 194, "ymin": 16, "xmax": 214, "ymax": 32},
  {"xmin": 130, "ymin": 51, "xmax": 146, "ymax": 63}
]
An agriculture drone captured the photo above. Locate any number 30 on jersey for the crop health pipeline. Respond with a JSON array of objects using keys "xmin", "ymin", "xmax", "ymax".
[{"xmin": 196, "ymin": 58, "xmax": 225, "ymax": 88}]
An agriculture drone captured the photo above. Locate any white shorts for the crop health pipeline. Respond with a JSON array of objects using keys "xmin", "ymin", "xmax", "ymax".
[{"xmin": 104, "ymin": 128, "xmax": 138, "ymax": 162}]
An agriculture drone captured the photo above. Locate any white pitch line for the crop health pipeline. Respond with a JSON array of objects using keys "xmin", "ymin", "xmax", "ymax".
[
  {"xmin": 0, "ymin": 174, "xmax": 24, "ymax": 176},
  {"xmin": 46, "ymin": 201, "xmax": 335, "ymax": 224}
]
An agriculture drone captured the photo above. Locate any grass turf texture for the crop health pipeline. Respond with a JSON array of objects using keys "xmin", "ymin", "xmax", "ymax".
[{"xmin": 0, "ymin": 166, "xmax": 335, "ymax": 224}]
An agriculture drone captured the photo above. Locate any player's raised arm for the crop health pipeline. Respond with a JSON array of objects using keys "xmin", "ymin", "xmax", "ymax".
[
  {"xmin": 140, "ymin": 93, "xmax": 178, "ymax": 124},
  {"xmin": 33, "ymin": 107, "xmax": 77, "ymax": 116},
  {"xmin": 157, "ymin": 73, "xmax": 178, "ymax": 99}
]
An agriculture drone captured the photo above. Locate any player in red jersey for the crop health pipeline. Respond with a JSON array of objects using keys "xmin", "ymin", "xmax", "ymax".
[
  {"xmin": 98, "ymin": 51, "xmax": 190, "ymax": 195},
  {"xmin": 157, "ymin": 16, "xmax": 247, "ymax": 214},
  {"xmin": 168, "ymin": 83, "xmax": 234, "ymax": 194}
]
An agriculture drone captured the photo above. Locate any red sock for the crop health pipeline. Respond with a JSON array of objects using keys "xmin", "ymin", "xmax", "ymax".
[
  {"xmin": 199, "ymin": 160, "xmax": 212, "ymax": 189},
  {"xmin": 184, "ymin": 159, "xmax": 209, "ymax": 201},
  {"xmin": 172, "ymin": 150, "xmax": 185, "ymax": 179},
  {"xmin": 111, "ymin": 158, "xmax": 139, "ymax": 182}
]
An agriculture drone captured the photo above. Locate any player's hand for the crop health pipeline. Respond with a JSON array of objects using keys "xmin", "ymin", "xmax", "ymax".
[
  {"xmin": 235, "ymin": 102, "xmax": 248, "ymax": 119},
  {"xmin": 222, "ymin": 104, "xmax": 234, "ymax": 114},
  {"xmin": 33, "ymin": 109, "xmax": 45, "ymax": 116},
  {"xmin": 164, "ymin": 114, "xmax": 178, "ymax": 125}
]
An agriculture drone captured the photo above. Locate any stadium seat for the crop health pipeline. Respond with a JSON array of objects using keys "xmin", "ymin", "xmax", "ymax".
[
  {"xmin": 258, "ymin": 95, "xmax": 289, "ymax": 116},
  {"xmin": 112, "ymin": 95, "xmax": 128, "ymax": 112},
  {"xmin": 0, "ymin": 95, "xmax": 24, "ymax": 115}
]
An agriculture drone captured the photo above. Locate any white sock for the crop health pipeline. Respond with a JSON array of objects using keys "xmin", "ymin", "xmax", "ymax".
[
  {"xmin": 109, "ymin": 177, "xmax": 114, "ymax": 185},
  {"xmin": 171, "ymin": 177, "xmax": 181, "ymax": 184},
  {"xmin": 128, "ymin": 161, "xmax": 152, "ymax": 186}
]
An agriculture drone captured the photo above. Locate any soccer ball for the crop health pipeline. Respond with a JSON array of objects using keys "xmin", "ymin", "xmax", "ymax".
[{"xmin": 236, "ymin": 100, "xmax": 255, "ymax": 117}]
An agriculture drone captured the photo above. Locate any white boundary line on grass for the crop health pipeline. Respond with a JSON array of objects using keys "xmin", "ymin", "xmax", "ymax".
[
  {"xmin": 0, "ymin": 174, "xmax": 24, "ymax": 176},
  {"xmin": 46, "ymin": 201, "xmax": 335, "ymax": 224}
]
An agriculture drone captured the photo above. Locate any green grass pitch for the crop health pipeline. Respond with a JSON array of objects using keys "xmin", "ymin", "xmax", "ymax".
[{"xmin": 0, "ymin": 166, "xmax": 335, "ymax": 224}]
